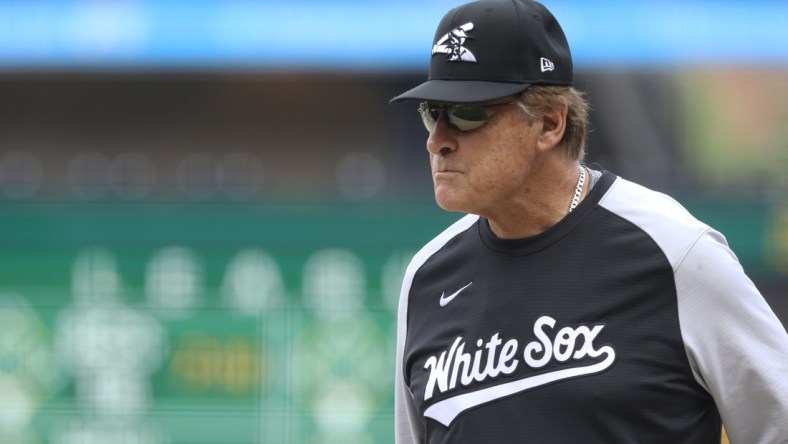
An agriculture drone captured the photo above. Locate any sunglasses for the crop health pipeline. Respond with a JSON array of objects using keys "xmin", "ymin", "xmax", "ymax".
[{"xmin": 418, "ymin": 101, "xmax": 517, "ymax": 132}]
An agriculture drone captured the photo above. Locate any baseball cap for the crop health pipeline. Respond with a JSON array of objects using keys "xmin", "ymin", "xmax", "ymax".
[{"xmin": 390, "ymin": 0, "xmax": 572, "ymax": 104}]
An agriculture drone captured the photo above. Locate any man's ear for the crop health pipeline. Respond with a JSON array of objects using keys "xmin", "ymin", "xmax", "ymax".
[{"xmin": 536, "ymin": 97, "xmax": 568, "ymax": 153}]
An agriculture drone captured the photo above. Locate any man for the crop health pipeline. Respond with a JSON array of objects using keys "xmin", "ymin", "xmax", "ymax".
[{"xmin": 389, "ymin": 0, "xmax": 788, "ymax": 443}]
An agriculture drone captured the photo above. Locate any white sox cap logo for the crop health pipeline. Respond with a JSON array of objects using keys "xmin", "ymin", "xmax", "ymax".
[
  {"xmin": 432, "ymin": 22, "xmax": 477, "ymax": 62},
  {"xmin": 422, "ymin": 315, "xmax": 616, "ymax": 426}
]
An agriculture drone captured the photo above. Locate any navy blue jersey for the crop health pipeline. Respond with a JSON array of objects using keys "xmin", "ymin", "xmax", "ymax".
[{"xmin": 395, "ymin": 171, "xmax": 788, "ymax": 443}]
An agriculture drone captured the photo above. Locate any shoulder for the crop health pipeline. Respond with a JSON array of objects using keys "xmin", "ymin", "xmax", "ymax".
[
  {"xmin": 399, "ymin": 214, "xmax": 478, "ymax": 305},
  {"xmin": 396, "ymin": 213, "xmax": 479, "ymax": 339},
  {"xmin": 404, "ymin": 213, "xmax": 479, "ymax": 279},
  {"xmin": 597, "ymin": 175, "xmax": 712, "ymax": 271}
]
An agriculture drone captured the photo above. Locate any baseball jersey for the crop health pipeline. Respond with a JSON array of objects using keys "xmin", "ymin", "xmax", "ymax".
[{"xmin": 395, "ymin": 170, "xmax": 788, "ymax": 443}]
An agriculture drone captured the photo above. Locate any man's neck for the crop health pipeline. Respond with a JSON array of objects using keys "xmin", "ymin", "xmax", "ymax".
[{"xmin": 484, "ymin": 161, "xmax": 586, "ymax": 239}]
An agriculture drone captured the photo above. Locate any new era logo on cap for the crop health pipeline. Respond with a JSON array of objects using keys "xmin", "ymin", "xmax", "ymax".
[{"xmin": 540, "ymin": 57, "xmax": 555, "ymax": 72}]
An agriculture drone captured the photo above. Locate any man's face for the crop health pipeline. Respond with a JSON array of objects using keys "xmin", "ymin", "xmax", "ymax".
[{"xmin": 425, "ymin": 99, "xmax": 541, "ymax": 217}]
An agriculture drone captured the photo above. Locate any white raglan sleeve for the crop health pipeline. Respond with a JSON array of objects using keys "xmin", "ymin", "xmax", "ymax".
[
  {"xmin": 676, "ymin": 229, "xmax": 788, "ymax": 444},
  {"xmin": 393, "ymin": 214, "xmax": 480, "ymax": 443},
  {"xmin": 393, "ymin": 214, "xmax": 479, "ymax": 443},
  {"xmin": 395, "ymin": 271, "xmax": 423, "ymax": 444}
]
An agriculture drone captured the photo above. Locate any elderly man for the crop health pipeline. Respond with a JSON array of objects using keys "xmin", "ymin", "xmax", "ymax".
[{"xmin": 390, "ymin": 0, "xmax": 788, "ymax": 443}]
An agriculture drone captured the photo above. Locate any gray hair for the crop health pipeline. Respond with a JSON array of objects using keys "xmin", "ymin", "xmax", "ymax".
[{"xmin": 516, "ymin": 86, "xmax": 590, "ymax": 161}]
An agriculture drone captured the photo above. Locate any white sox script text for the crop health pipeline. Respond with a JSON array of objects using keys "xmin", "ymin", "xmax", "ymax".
[{"xmin": 421, "ymin": 315, "xmax": 616, "ymax": 426}]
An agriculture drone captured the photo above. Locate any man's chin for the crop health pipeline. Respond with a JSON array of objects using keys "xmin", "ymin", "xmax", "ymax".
[{"xmin": 435, "ymin": 194, "xmax": 472, "ymax": 214}]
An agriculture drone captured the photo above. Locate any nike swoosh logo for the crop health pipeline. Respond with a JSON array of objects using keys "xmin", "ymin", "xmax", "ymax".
[
  {"xmin": 424, "ymin": 346, "xmax": 616, "ymax": 426},
  {"xmin": 439, "ymin": 282, "xmax": 472, "ymax": 307}
]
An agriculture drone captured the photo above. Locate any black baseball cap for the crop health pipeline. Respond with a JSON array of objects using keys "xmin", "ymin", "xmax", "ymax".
[{"xmin": 390, "ymin": 0, "xmax": 572, "ymax": 104}]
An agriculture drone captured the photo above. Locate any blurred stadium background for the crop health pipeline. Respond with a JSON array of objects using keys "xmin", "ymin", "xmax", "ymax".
[{"xmin": 0, "ymin": 1, "xmax": 785, "ymax": 443}]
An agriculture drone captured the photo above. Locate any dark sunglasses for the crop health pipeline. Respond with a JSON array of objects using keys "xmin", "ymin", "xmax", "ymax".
[{"xmin": 418, "ymin": 101, "xmax": 517, "ymax": 132}]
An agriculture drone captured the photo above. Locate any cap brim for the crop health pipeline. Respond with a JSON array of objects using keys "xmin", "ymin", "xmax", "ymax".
[{"xmin": 389, "ymin": 79, "xmax": 532, "ymax": 104}]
